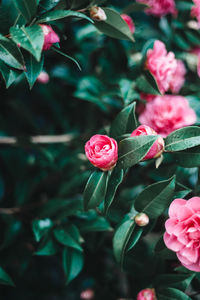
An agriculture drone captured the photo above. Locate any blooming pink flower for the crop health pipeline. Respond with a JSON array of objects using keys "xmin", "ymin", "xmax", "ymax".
[
  {"xmin": 164, "ymin": 197, "xmax": 200, "ymax": 272},
  {"xmin": 169, "ymin": 60, "xmax": 186, "ymax": 94},
  {"xmin": 146, "ymin": 40, "xmax": 177, "ymax": 93},
  {"xmin": 191, "ymin": 0, "xmax": 200, "ymax": 26},
  {"xmin": 40, "ymin": 24, "xmax": 60, "ymax": 51},
  {"xmin": 131, "ymin": 125, "xmax": 164, "ymax": 160},
  {"xmin": 136, "ymin": 0, "xmax": 176, "ymax": 17},
  {"xmin": 85, "ymin": 135, "xmax": 118, "ymax": 171},
  {"xmin": 37, "ymin": 71, "xmax": 49, "ymax": 84},
  {"xmin": 121, "ymin": 14, "xmax": 135, "ymax": 34},
  {"xmin": 139, "ymin": 95, "xmax": 196, "ymax": 137},
  {"xmin": 137, "ymin": 288, "xmax": 157, "ymax": 300}
]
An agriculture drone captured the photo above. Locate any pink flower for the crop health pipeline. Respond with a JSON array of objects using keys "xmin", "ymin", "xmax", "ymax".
[
  {"xmin": 137, "ymin": 288, "xmax": 157, "ymax": 300},
  {"xmin": 37, "ymin": 71, "xmax": 49, "ymax": 84},
  {"xmin": 89, "ymin": 6, "xmax": 107, "ymax": 21},
  {"xmin": 121, "ymin": 14, "xmax": 135, "ymax": 34},
  {"xmin": 146, "ymin": 40, "xmax": 177, "ymax": 93},
  {"xmin": 190, "ymin": 47, "xmax": 200, "ymax": 77},
  {"xmin": 191, "ymin": 0, "xmax": 200, "ymax": 26},
  {"xmin": 164, "ymin": 197, "xmax": 200, "ymax": 272},
  {"xmin": 85, "ymin": 135, "xmax": 118, "ymax": 171},
  {"xmin": 169, "ymin": 60, "xmax": 186, "ymax": 94},
  {"xmin": 136, "ymin": 0, "xmax": 176, "ymax": 17},
  {"xmin": 40, "ymin": 24, "xmax": 60, "ymax": 51},
  {"xmin": 80, "ymin": 289, "xmax": 94, "ymax": 300},
  {"xmin": 131, "ymin": 125, "xmax": 164, "ymax": 160},
  {"xmin": 135, "ymin": 213, "xmax": 149, "ymax": 227},
  {"xmin": 139, "ymin": 95, "xmax": 196, "ymax": 137}
]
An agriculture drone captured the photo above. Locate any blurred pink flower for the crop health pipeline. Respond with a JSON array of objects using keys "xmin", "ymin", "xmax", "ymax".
[
  {"xmin": 164, "ymin": 197, "xmax": 200, "ymax": 272},
  {"xmin": 137, "ymin": 288, "xmax": 157, "ymax": 300},
  {"xmin": 136, "ymin": 0, "xmax": 176, "ymax": 17},
  {"xmin": 139, "ymin": 95, "xmax": 196, "ymax": 137},
  {"xmin": 37, "ymin": 71, "xmax": 49, "ymax": 84},
  {"xmin": 85, "ymin": 135, "xmax": 118, "ymax": 171},
  {"xmin": 40, "ymin": 24, "xmax": 60, "ymax": 51},
  {"xmin": 170, "ymin": 60, "xmax": 186, "ymax": 94},
  {"xmin": 121, "ymin": 14, "xmax": 135, "ymax": 33},
  {"xmin": 191, "ymin": 0, "xmax": 200, "ymax": 26},
  {"xmin": 190, "ymin": 47, "xmax": 200, "ymax": 77},
  {"xmin": 80, "ymin": 288, "xmax": 94, "ymax": 300}
]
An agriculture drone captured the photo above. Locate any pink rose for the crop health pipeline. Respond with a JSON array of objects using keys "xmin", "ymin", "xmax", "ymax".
[
  {"xmin": 139, "ymin": 95, "xmax": 196, "ymax": 137},
  {"xmin": 146, "ymin": 40, "xmax": 177, "ymax": 93},
  {"xmin": 37, "ymin": 71, "xmax": 49, "ymax": 84},
  {"xmin": 191, "ymin": 0, "xmax": 200, "ymax": 26},
  {"xmin": 169, "ymin": 60, "xmax": 186, "ymax": 94},
  {"xmin": 121, "ymin": 14, "xmax": 135, "ymax": 34},
  {"xmin": 131, "ymin": 125, "xmax": 164, "ymax": 160},
  {"xmin": 40, "ymin": 24, "xmax": 60, "ymax": 51},
  {"xmin": 137, "ymin": 288, "xmax": 157, "ymax": 300},
  {"xmin": 136, "ymin": 0, "xmax": 176, "ymax": 17},
  {"xmin": 85, "ymin": 135, "xmax": 118, "ymax": 171},
  {"xmin": 164, "ymin": 197, "xmax": 200, "ymax": 272}
]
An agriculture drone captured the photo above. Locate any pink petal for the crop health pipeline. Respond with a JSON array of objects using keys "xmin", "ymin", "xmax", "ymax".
[
  {"xmin": 187, "ymin": 197, "xmax": 200, "ymax": 212},
  {"xmin": 163, "ymin": 232, "xmax": 184, "ymax": 251},
  {"xmin": 168, "ymin": 199, "xmax": 187, "ymax": 218}
]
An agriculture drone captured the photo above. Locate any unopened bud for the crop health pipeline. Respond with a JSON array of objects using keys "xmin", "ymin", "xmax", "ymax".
[
  {"xmin": 80, "ymin": 289, "xmax": 94, "ymax": 300},
  {"xmin": 134, "ymin": 213, "xmax": 149, "ymax": 227},
  {"xmin": 89, "ymin": 6, "xmax": 107, "ymax": 21},
  {"xmin": 137, "ymin": 288, "xmax": 157, "ymax": 300}
]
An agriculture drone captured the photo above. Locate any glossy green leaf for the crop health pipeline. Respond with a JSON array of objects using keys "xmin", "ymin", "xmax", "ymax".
[
  {"xmin": 0, "ymin": 60, "xmax": 21, "ymax": 88},
  {"xmin": 35, "ymin": 237, "xmax": 58, "ymax": 256},
  {"xmin": 134, "ymin": 176, "xmax": 176, "ymax": 219},
  {"xmin": 53, "ymin": 225, "xmax": 83, "ymax": 251},
  {"xmin": 37, "ymin": 10, "xmax": 93, "ymax": 23},
  {"xmin": 10, "ymin": 25, "xmax": 44, "ymax": 61},
  {"xmin": 94, "ymin": 8, "xmax": 134, "ymax": 42},
  {"xmin": 157, "ymin": 288, "xmax": 192, "ymax": 300},
  {"xmin": 104, "ymin": 168, "xmax": 124, "ymax": 214},
  {"xmin": 24, "ymin": 53, "xmax": 44, "ymax": 89},
  {"xmin": 62, "ymin": 248, "xmax": 84, "ymax": 284},
  {"xmin": 123, "ymin": 2, "xmax": 149, "ymax": 14},
  {"xmin": 13, "ymin": 0, "xmax": 38, "ymax": 22},
  {"xmin": 127, "ymin": 226, "xmax": 143, "ymax": 251},
  {"xmin": 172, "ymin": 145, "xmax": 200, "ymax": 168},
  {"xmin": 0, "ymin": 34, "xmax": 24, "ymax": 70},
  {"xmin": 136, "ymin": 72, "xmax": 161, "ymax": 95},
  {"xmin": 155, "ymin": 274, "xmax": 195, "ymax": 292},
  {"xmin": 32, "ymin": 218, "xmax": 53, "ymax": 242},
  {"xmin": 0, "ymin": 267, "xmax": 15, "ymax": 287},
  {"xmin": 84, "ymin": 171, "xmax": 108, "ymax": 210},
  {"xmin": 118, "ymin": 135, "xmax": 158, "ymax": 169},
  {"xmin": 110, "ymin": 102, "xmax": 137, "ymax": 139},
  {"xmin": 80, "ymin": 217, "xmax": 112, "ymax": 233},
  {"xmin": 52, "ymin": 47, "xmax": 81, "ymax": 70},
  {"xmin": 165, "ymin": 127, "xmax": 200, "ymax": 152}
]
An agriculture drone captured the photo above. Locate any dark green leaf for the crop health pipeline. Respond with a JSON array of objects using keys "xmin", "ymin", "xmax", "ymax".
[
  {"xmin": 136, "ymin": 72, "xmax": 161, "ymax": 95},
  {"xmin": 157, "ymin": 287, "xmax": 192, "ymax": 300},
  {"xmin": 13, "ymin": 0, "xmax": 38, "ymax": 22},
  {"xmin": 172, "ymin": 145, "xmax": 200, "ymax": 168},
  {"xmin": 32, "ymin": 218, "xmax": 53, "ymax": 242},
  {"xmin": 62, "ymin": 248, "xmax": 84, "ymax": 284},
  {"xmin": 0, "ymin": 60, "xmax": 21, "ymax": 88},
  {"xmin": 37, "ymin": 10, "xmax": 93, "ymax": 23},
  {"xmin": 52, "ymin": 47, "xmax": 81, "ymax": 70},
  {"xmin": 24, "ymin": 53, "xmax": 44, "ymax": 89},
  {"xmin": 53, "ymin": 225, "xmax": 83, "ymax": 251},
  {"xmin": 0, "ymin": 267, "xmax": 15, "ymax": 287},
  {"xmin": 84, "ymin": 171, "xmax": 108, "ymax": 210},
  {"xmin": 80, "ymin": 217, "xmax": 112, "ymax": 233},
  {"xmin": 155, "ymin": 274, "xmax": 195, "ymax": 291},
  {"xmin": 123, "ymin": 2, "xmax": 149, "ymax": 14},
  {"xmin": 35, "ymin": 237, "xmax": 58, "ymax": 256}
]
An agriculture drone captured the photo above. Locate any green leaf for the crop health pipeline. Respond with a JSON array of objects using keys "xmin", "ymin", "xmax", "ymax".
[
  {"xmin": 104, "ymin": 168, "xmax": 124, "ymax": 214},
  {"xmin": 37, "ymin": 10, "xmax": 93, "ymax": 23},
  {"xmin": 39, "ymin": 0, "xmax": 60, "ymax": 11},
  {"xmin": 165, "ymin": 127, "xmax": 200, "ymax": 152},
  {"xmin": 123, "ymin": 2, "xmax": 149, "ymax": 14},
  {"xmin": 24, "ymin": 53, "xmax": 44, "ymax": 89},
  {"xmin": 80, "ymin": 217, "xmax": 112, "ymax": 233},
  {"xmin": 62, "ymin": 248, "xmax": 84, "ymax": 284},
  {"xmin": 110, "ymin": 102, "xmax": 137, "ymax": 139},
  {"xmin": 155, "ymin": 274, "xmax": 195, "ymax": 292},
  {"xmin": 136, "ymin": 72, "xmax": 161, "ymax": 95},
  {"xmin": 13, "ymin": 0, "xmax": 38, "ymax": 22},
  {"xmin": 134, "ymin": 176, "xmax": 176, "ymax": 219},
  {"xmin": 113, "ymin": 216, "xmax": 135, "ymax": 266},
  {"xmin": 10, "ymin": 25, "xmax": 44, "ymax": 62},
  {"xmin": 173, "ymin": 147, "xmax": 200, "ymax": 168},
  {"xmin": 94, "ymin": 8, "xmax": 134, "ymax": 42},
  {"xmin": 83, "ymin": 171, "xmax": 108, "ymax": 210},
  {"xmin": 32, "ymin": 218, "xmax": 53, "ymax": 242},
  {"xmin": 0, "ymin": 34, "xmax": 24, "ymax": 70},
  {"xmin": 127, "ymin": 226, "xmax": 143, "ymax": 251},
  {"xmin": 117, "ymin": 135, "xmax": 158, "ymax": 169},
  {"xmin": 52, "ymin": 47, "xmax": 81, "ymax": 70},
  {"xmin": 0, "ymin": 267, "xmax": 15, "ymax": 287},
  {"xmin": 35, "ymin": 237, "xmax": 58, "ymax": 256},
  {"xmin": 157, "ymin": 288, "xmax": 192, "ymax": 300},
  {"xmin": 53, "ymin": 225, "xmax": 83, "ymax": 252},
  {"xmin": 0, "ymin": 60, "xmax": 21, "ymax": 88}
]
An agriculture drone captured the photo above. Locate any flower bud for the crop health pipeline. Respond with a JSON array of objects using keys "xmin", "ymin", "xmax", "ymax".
[
  {"xmin": 37, "ymin": 71, "xmax": 49, "ymax": 84},
  {"xmin": 134, "ymin": 213, "xmax": 149, "ymax": 227},
  {"xmin": 89, "ymin": 6, "xmax": 107, "ymax": 21},
  {"xmin": 121, "ymin": 14, "xmax": 135, "ymax": 33},
  {"xmin": 39, "ymin": 24, "xmax": 60, "ymax": 51},
  {"xmin": 131, "ymin": 125, "xmax": 165, "ymax": 160},
  {"xmin": 80, "ymin": 288, "xmax": 94, "ymax": 300},
  {"xmin": 137, "ymin": 288, "xmax": 157, "ymax": 300}
]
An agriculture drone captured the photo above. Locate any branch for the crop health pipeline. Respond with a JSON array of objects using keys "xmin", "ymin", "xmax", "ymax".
[{"xmin": 0, "ymin": 134, "xmax": 75, "ymax": 145}]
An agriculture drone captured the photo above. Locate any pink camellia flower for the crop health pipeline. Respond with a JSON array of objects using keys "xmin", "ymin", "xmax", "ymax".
[
  {"xmin": 121, "ymin": 14, "xmax": 135, "ymax": 34},
  {"xmin": 164, "ymin": 197, "xmax": 200, "ymax": 272},
  {"xmin": 191, "ymin": 0, "xmax": 200, "ymax": 26},
  {"xmin": 131, "ymin": 125, "xmax": 164, "ymax": 160},
  {"xmin": 139, "ymin": 95, "xmax": 196, "ymax": 137},
  {"xmin": 80, "ymin": 288, "xmax": 94, "ymax": 300},
  {"xmin": 40, "ymin": 24, "xmax": 60, "ymax": 51},
  {"xmin": 146, "ymin": 40, "xmax": 177, "ymax": 94},
  {"xmin": 85, "ymin": 135, "xmax": 118, "ymax": 171},
  {"xmin": 37, "ymin": 71, "xmax": 50, "ymax": 84},
  {"xmin": 137, "ymin": 288, "xmax": 157, "ymax": 300},
  {"xmin": 169, "ymin": 60, "xmax": 186, "ymax": 94},
  {"xmin": 136, "ymin": 0, "xmax": 176, "ymax": 17}
]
